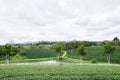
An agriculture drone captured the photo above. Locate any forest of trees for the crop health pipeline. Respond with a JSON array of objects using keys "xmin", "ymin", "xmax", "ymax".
[{"xmin": 52, "ymin": 37, "xmax": 120, "ymax": 50}]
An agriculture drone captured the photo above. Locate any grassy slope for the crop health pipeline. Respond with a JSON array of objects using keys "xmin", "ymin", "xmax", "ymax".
[
  {"xmin": 0, "ymin": 47, "xmax": 55, "ymax": 63},
  {"xmin": 23, "ymin": 48, "xmax": 56, "ymax": 59},
  {"xmin": 0, "ymin": 65, "xmax": 120, "ymax": 80},
  {"xmin": 67, "ymin": 46, "xmax": 120, "ymax": 63},
  {"xmin": 19, "ymin": 46, "xmax": 120, "ymax": 63}
]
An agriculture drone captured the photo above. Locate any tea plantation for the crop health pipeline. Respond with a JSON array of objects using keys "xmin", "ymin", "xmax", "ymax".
[
  {"xmin": 0, "ymin": 65, "xmax": 120, "ymax": 80},
  {"xmin": 67, "ymin": 46, "xmax": 120, "ymax": 63},
  {"xmin": 23, "ymin": 46, "xmax": 120, "ymax": 63},
  {"xmin": 23, "ymin": 48, "xmax": 56, "ymax": 59}
]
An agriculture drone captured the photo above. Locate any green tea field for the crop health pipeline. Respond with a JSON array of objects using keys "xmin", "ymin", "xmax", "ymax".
[
  {"xmin": 0, "ymin": 65, "xmax": 120, "ymax": 80},
  {"xmin": 67, "ymin": 46, "xmax": 120, "ymax": 64}
]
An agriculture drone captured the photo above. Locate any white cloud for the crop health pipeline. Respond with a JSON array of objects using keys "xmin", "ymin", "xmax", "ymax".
[{"xmin": 0, "ymin": 0, "xmax": 120, "ymax": 44}]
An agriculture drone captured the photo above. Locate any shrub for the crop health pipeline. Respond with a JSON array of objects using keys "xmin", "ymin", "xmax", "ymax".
[
  {"xmin": 10, "ymin": 54, "xmax": 27, "ymax": 60},
  {"xmin": 91, "ymin": 58, "xmax": 97, "ymax": 63}
]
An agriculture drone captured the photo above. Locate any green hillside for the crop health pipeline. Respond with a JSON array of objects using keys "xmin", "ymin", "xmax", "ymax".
[
  {"xmin": 23, "ymin": 48, "xmax": 56, "ymax": 59},
  {"xmin": 67, "ymin": 46, "xmax": 120, "ymax": 64},
  {"xmin": 20, "ymin": 46, "xmax": 120, "ymax": 64}
]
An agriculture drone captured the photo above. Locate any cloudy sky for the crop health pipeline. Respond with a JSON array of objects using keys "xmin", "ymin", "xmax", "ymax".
[{"xmin": 0, "ymin": 0, "xmax": 120, "ymax": 44}]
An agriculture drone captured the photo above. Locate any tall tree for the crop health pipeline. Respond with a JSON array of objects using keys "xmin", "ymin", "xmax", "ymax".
[
  {"xmin": 77, "ymin": 45, "xmax": 87, "ymax": 64},
  {"xmin": 2, "ymin": 44, "xmax": 12, "ymax": 65},
  {"xmin": 103, "ymin": 43, "xmax": 116, "ymax": 64},
  {"xmin": 11, "ymin": 46, "xmax": 19, "ymax": 55},
  {"xmin": 55, "ymin": 45, "xmax": 62, "ymax": 62},
  {"xmin": 113, "ymin": 37, "xmax": 119, "ymax": 45},
  {"xmin": 113, "ymin": 37, "xmax": 119, "ymax": 41},
  {"xmin": 1, "ymin": 44, "xmax": 19, "ymax": 65}
]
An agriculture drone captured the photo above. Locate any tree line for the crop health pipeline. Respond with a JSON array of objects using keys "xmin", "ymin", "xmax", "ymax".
[{"xmin": 53, "ymin": 37, "xmax": 119, "ymax": 50}]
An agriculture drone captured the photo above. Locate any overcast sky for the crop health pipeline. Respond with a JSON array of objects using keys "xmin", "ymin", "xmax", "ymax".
[{"xmin": 0, "ymin": 0, "xmax": 120, "ymax": 44}]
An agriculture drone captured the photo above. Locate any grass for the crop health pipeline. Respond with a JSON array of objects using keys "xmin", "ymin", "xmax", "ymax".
[
  {"xmin": 0, "ymin": 57, "xmax": 54, "ymax": 64},
  {"xmin": 61, "ymin": 58, "xmax": 90, "ymax": 63},
  {"xmin": 0, "ymin": 65, "xmax": 120, "ymax": 80}
]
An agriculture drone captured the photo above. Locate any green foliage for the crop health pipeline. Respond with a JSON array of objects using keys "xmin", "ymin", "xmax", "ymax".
[
  {"xmin": 77, "ymin": 45, "xmax": 87, "ymax": 56},
  {"xmin": 25, "ymin": 58, "xmax": 53, "ymax": 62},
  {"xmin": 103, "ymin": 43, "xmax": 116, "ymax": 64},
  {"xmin": 53, "ymin": 41, "xmax": 97, "ymax": 50},
  {"xmin": 19, "ymin": 50, "xmax": 27, "ymax": 55},
  {"xmin": 91, "ymin": 58, "xmax": 97, "ymax": 63},
  {"xmin": 2, "ymin": 44, "xmax": 12, "ymax": 55},
  {"xmin": 52, "ymin": 40, "xmax": 120, "ymax": 50},
  {"xmin": 11, "ymin": 46, "xmax": 19, "ymax": 55},
  {"xmin": 0, "ymin": 46, "xmax": 3, "ymax": 55},
  {"xmin": 113, "ymin": 37, "xmax": 119, "ymax": 41},
  {"xmin": 0, "ymin": 65, "xmax": 120, "ymax": 80},
  {"xmin": 67, "ymin": 46, "xmax": 120, "ymax": 64},
  {"xmin": 0, "ymin": 44, "xmax": 19, "ymax": 56},
  {"xmin": 103, "ymin": 43, "xmax": 116, "ymax": 55},
  {"xmin": 0, "ymin": 44, "xmax": 20, "ymax": 63},
  {"xmin": 23, "ymin": 48, "xmax": 56, "ymax": 59},
  {"xmin": 55, "ymin": 45, "xmax": 62, "ymax": 53},
  {"xmin": 61, "ymin": 58, "xmax": 81, "ymax": 63},
  {"xmin": 0, "ymin": 57, "xmax": 54, "ymax": 63},
  {"xmin": 55, "ymin": 45, "xmax": 62, "ymax": 61},
  {"xmin": 10, "ymin": 54, "xmax": 27, "ymax": 60}
]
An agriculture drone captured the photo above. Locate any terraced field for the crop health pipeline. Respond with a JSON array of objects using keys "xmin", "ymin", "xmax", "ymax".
[
  {"xmin": 0, "ymin": 65, "xmax": 120, "ymax": 80},
  {"xmin": 67, "ymin": 46, "xmax": 120, "ymax": 64},
  {"xmin": 18, "ymin": 46, "xmax": 120, "ymax": 64},
  {"xmin": 23, "ymin": 48, "xmax": 56, "ymax": 59}
]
